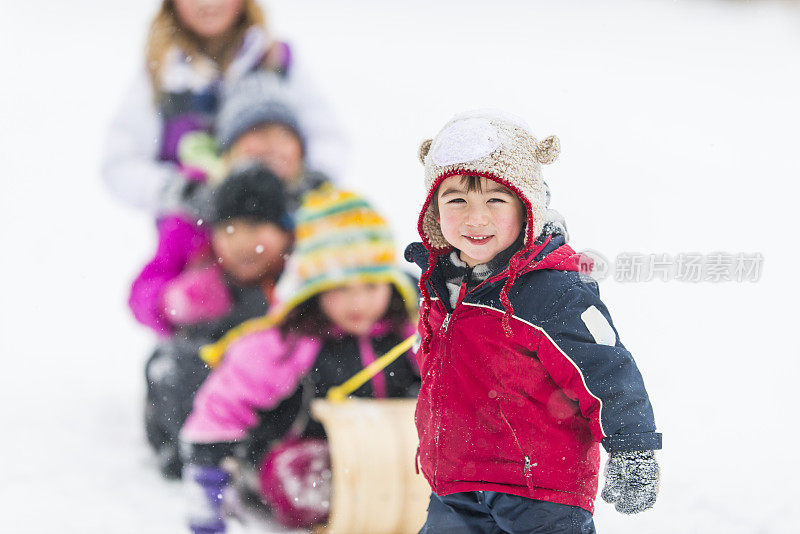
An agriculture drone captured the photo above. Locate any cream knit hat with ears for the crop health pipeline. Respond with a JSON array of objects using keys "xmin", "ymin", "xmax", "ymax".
[{"xmin": 417, "ymin": 110, "xmax": 560, "ymax": 251}]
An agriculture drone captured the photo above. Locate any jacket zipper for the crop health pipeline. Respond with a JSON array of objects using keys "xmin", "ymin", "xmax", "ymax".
[
  {"xmin": 441, "ymin": 313, "xmax": 451, "ymax": 332},
  {"xmin": 436, "ymin": 313, "xmax": 451, "ymax": 442}
]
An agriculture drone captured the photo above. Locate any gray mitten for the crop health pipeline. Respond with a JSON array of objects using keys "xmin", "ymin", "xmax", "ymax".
[{"xmin": 601, "ymin": 449, "xmax": 660, "ymax": 514}]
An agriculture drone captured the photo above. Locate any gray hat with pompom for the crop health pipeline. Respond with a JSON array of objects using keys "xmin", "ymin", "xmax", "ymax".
[{"xmin": 216, "ymin": 72, "xmax": 305, "ymax": 152}]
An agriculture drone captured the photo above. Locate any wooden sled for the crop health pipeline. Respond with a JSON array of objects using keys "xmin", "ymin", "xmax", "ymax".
[{"xmin": 310, "ymin": 398, "xmax": 430, "ymax": 534}]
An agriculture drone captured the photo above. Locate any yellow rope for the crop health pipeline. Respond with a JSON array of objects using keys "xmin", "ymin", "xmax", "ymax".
[{"xmin": 326, "ymin": 334, "xmax": 418, "ymax": 403}]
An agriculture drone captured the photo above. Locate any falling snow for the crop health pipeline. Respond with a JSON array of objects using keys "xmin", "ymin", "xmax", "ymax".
[{"xmin": 2, "ymin": 1, "xmax": 798, "ymax": 533}]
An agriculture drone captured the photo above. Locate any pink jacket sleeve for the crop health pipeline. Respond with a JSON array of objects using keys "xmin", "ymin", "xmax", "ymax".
[
  {"xmin": 128, "ymin": 215, "xmax": 211, "ymax": 335},
  {"xmin": 180, "ymin": 329, "xmax": 321, "ymax": 444}
]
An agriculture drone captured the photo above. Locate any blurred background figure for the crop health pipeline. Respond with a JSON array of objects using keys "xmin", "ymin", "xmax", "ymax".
[
  {"xmin": 144, "ymin": 165, "xmax": 292, "ymax": 479},
  {"xmin": 182, "ymin": 70, "xmax": 331, "ymax": 210},
  {"xmin": 180, "ymin": 187, "xmax": 420, "ymax": 531},
  {"xmin": 101, "ymin": 0, "xmax": 346, "ymax": 215},
  {"xmin": 128, "ymin": 71, "xmax": 325, "ymax": 337}
]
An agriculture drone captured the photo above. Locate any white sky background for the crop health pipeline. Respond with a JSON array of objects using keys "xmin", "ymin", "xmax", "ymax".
[{"xmin": 1, "ymin": 0, "xmax": 799, "ymax": 532}]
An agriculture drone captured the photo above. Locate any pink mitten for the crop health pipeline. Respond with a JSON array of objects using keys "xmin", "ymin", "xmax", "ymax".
[
  {"xmin": 162, "ymin": 265, "xmax": 232, "ymax": 325},
  {"xmin": 259, "ymin": 438, "xmax": 331, "ymax": 528}
]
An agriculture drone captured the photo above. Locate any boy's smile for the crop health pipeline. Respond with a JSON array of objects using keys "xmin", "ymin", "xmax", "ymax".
[
  {"xmin": 435, "ymin": 175, "xmax": 525, "ymax": 267},
  {"xmin": 464, "ymin": 235, "xmax": 492, "ymax": 244}
]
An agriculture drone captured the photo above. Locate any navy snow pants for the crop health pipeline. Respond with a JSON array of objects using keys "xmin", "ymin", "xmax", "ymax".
[{"xmin": 419, "ymin": 491, "xmax": 595, "ymax": 534}]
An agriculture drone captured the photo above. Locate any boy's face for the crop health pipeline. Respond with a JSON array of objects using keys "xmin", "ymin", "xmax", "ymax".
[
  {"xmin": 228, "ymin": 124, "xmax": 303, "ymax": 183},
  {"xmin": 212, "ymin": 219, "xmax": 291, "ymax": 284},
  {"xmin": 319, "ymin": 282, "xmax": 393, "ymax": 336},
  {"xmin": 435, "ymin": 175, "xmax": 525, "ymax": 267}
]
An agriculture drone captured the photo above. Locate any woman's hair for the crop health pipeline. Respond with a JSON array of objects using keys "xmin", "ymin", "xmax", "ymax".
[
  {"xmin": 279, "ymin": 286, "xmax": 410, "ymax": 338},
  {"xmin": 145, "ymin": 0, "xmax": 267, "ymax": 93}
]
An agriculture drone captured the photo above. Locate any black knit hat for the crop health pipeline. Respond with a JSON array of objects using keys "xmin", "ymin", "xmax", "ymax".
[{"xmin": 212, "ymin": 164, "xmax": 292, "ymax": 229}]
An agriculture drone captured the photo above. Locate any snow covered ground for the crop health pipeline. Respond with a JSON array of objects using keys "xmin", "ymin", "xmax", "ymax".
[{"xmin": 2, "ymin": 0, "xmax": 799, "ymax": 532}]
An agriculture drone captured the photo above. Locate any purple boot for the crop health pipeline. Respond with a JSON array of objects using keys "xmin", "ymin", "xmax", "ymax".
[{"xmin": 186, "ymin": 465, "xmax": 230, "ymax": 534}]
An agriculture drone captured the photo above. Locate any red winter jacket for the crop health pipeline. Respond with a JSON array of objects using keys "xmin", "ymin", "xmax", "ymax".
[{"xmin": 405, "ymin": 235, "xmax": 661, "ymax": 513}]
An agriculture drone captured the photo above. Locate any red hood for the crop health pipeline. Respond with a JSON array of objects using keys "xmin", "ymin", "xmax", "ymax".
[{"xmin": 488, "ymin": 235, "xmax": 595, "ymax": 284}]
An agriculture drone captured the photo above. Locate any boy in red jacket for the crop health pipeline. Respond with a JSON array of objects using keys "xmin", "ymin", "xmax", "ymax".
[{"xmin": 405, "ymin": 110, "xmax": 661, "ymax": 533}]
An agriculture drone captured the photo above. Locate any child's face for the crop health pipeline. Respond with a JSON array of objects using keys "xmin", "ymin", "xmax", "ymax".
[
  {"xmin": 212, "ymin": 219, "xmax": 290, "ymax": 284},
  {"xmin": 228, "ymin": 124, "xmax": 304, "ymax": 183},
  {"xmin": 435, "ymin": 175, "xmax": 525, "ymax": 267},
  {"xmin": 174, "ymin": 0, "xmax": 243, "ymax": 39},
  {"xmin": 319, "ymin": 282, "xmax": 393, "ymax": 336}
]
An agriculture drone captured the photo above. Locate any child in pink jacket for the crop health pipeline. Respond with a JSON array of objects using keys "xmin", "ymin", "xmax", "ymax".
[
  {"xmin": 129, "ymin": 71, "xmax": 329, "ymax": 336},
  {"xmin": 145, "ymin": 164, "xmax": 292, "ymax": 479},
  {"xmin": 179, "ymin": 187, "xmax": 420, "ymax": 532}
]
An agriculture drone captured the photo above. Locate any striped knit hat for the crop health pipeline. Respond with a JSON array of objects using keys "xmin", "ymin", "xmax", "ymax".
[
  {"xmin": 200, "ymin": 186, "xmax": 418, "ymax": 366},
  {"xmin": 416, "ymin": 110, "xmax": 561, "ymax": 345},
  {"xmin": 270, "ymin": 186, "xmax": 418, "ymax": 320}
]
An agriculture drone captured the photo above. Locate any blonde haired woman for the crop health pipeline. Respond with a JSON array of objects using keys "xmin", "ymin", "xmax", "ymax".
[{"xmin": 102, "ymin": 0, "xmax": 346, "ymax": 213}]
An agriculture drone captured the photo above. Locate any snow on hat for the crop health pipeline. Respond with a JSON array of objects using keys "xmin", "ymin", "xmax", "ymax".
[
  {"xmin": 211, "ymin": 163, "xmax": 292, "ymax": 229},
  {"xmin": 415, "ymin": 110, "xmax": 561, "ymax": 342},
  {"xmin": 200, "ymin": 186, "xmax": 418, "ymax": 366},
  {"xmin": 215, "ymin": 71, "xmax": 305, "ymax": 151}
]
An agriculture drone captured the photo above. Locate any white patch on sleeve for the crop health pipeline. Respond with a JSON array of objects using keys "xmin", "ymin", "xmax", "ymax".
[
  {"xmin": 580, "ymin": 306, "xmax": 617, "ymax": 346},
  {"xmin": 431, "ymin": 118, "xmax": 500, "ymax": 166}
]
